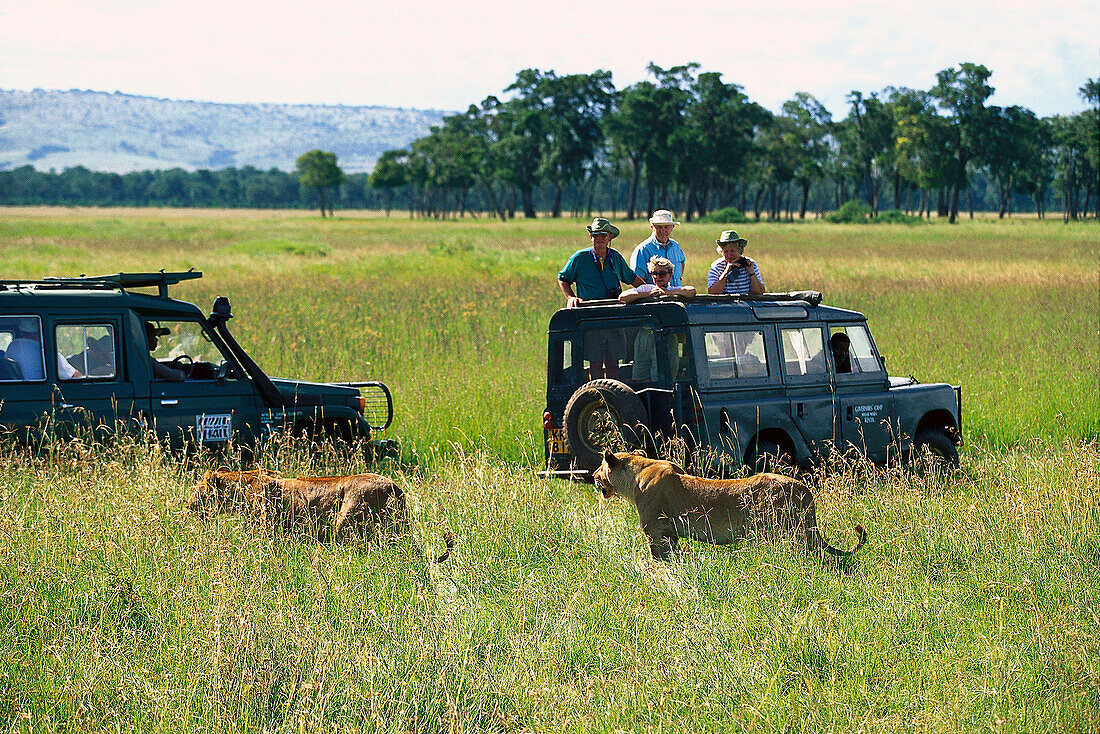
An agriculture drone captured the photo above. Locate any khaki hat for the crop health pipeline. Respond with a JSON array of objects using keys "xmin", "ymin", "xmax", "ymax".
[
  {"xmin": 586, "ymin": 217, "xmax": 620, "ymax": 239},
  {"xmin": 649, "ymin": 209, "xmax": 680, "ymax": 226},
  {"xmin": 716, "ymin": 230, "xmax": 748, "ymax": 246}
]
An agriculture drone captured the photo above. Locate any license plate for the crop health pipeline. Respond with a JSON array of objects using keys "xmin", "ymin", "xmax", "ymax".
[
  {"xmin": 547, "ymin": 427, "xmax": 567, "ymax": 455},
  {"xmin": 196, "ymin": 413, "xmax": 232, "ymax": 443}
]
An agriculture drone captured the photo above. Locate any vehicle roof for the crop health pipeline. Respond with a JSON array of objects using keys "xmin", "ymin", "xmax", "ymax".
[
  {"xmin": 548, "ymin": 292, "xmax": 868, "ymax": 331},
  {"xmin": 0, "ymin": 271, "xmax": 206, "ymax": 319}
]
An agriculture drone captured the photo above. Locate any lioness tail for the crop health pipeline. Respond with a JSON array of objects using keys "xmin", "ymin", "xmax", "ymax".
[
  {"xmin": 820, "ymin": 524, "xmax": 867, "ymax": 557},
  {"xmin": 435, "ymin": 531, "xmax": 455, "ymax": 563}
]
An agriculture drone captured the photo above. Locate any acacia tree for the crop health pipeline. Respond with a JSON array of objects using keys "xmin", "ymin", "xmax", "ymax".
[
  {"xmin": 295, "ymin": 149, "xmax": 345, "ymax": 217},
  {"xmin": 672, "ymin": 71, "xmax": 770, "ymax": 220},
  {"xmin": 984, "ymin": 106, "xmax": 1044, "ymax": 217},
  {"xmin": 504, "ymin": 69, "xmax": 615, "ymax": 218},
  {"xmin": 368, "ymin": 149, "xmax": 409, "ymax": 217},
  {"xmin": 781, "ymin": 93, "xmax": 832, "ymax": 218},
  {"xmin": 841, "ymin": 91, "xmax": 893, "ymax": 215},
  {"xmin": 930, "ymin": 63, "xmax": 994, "ymax": 223},
  {"xmin": 605, "ymin": 66, "xmax": 692, "ymax": 219}
]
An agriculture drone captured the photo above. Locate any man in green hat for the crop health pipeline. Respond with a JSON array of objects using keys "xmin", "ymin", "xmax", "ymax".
[
  {"xmin": 558, "ymin": 218, "xmax": 644, "ymax": 379},
  {"xmin": 558, "ymin": 218, "xmax": 644, "ymax": 307}
]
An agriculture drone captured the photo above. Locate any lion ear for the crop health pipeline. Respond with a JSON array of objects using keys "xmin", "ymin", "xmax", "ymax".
[{"xmin": 603, "ymin": 450, "xmax": 619, "ymax": 468}]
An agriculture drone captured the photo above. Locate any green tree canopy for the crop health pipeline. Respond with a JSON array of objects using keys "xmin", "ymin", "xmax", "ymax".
[{"xmin": 295, "ymin": 149, "xmax": 346, "ymax": 217}]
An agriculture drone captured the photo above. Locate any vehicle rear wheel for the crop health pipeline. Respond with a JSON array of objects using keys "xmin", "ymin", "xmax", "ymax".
[
  {"xmin": 911, "ymin": 427, "xmax": 959, "ymax": 473},
  {"xmin": 745, "ymin": 436, "xmax": 795, "ymax": 475},
  {"xmin": 563, "ymin": 379, "xmax": 649, "ymax": 470}
]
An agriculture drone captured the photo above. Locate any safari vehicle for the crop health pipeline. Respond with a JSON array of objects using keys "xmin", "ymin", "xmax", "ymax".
[
  {"xmin": 541, "ymin": 292, "xmax": 961, "ymax": 478},
  {"xmin": 0, "ymin": 271, "xmax": 393, "ymax": 452}
]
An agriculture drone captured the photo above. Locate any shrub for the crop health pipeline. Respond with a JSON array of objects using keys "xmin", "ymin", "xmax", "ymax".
[
  {"xmin": 825, "ymin": 200, "xmax": 872, "ymax": 223},
  {"xmin": 698, "ymin": 207, "xmax": 749, "ymax": 224},
  {"xmin": 876, "ymin": 210, "xmax": 925, "ymax": 225}
]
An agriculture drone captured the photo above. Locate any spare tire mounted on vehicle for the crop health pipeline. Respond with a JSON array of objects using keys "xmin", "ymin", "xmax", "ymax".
[{"xmin": 563, "ymin": 379, "xmax": 649, "ymax": 470}]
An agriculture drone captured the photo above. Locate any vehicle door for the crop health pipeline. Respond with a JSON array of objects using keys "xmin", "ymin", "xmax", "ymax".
[
  {"xmin": 143, "ymin": 318, "xmax": 262, "ymax": 448},
  {"xmin": 0, "ymin": 314, "xmax": 53, "ymax": 433},
  {"xmin": 779, "ymin": 324, "xmax": 838, "ymax": 458},
  {"xmin": 50, "ymin": 317, "xmax": 137, "ymax": 437},
  {"xmin": 694, "ymin": 326, "xmax": 788, "ymax": 462},
  {"xmin": 828, "ymin": 324, "xmax": 894, "ymax": 461}
]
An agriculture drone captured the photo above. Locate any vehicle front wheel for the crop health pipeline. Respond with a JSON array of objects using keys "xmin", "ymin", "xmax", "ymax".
[
  {"xmin": 911, "ymin": 427, "xmax": 959, "ymax": 473},
  {"xmin": 563, "ymin": 379, "xmax": 649, "ymax": 471}
]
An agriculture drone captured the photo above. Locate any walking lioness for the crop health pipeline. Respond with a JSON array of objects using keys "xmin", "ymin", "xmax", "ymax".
[
  {"xmin": 593, "ymin": 451, "xmax": 866, "ymax": 560},
  {"xmin": 186, "ymin": 468, "xmax": 406, "ymax": 540}
]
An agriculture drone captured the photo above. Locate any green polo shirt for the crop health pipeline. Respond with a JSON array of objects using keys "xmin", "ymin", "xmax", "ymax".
[{"xmin": 558, "ymin": 247, "xmax": 635, "ymax": 300}]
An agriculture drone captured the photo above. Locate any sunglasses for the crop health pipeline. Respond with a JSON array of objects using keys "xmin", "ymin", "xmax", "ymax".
[
  {"xmin": 591, "ymin": 233, "xmax": 611, "ymax": 240},
  {"xmin": 652, "ymin": 270, "xmax": 672, "ymax": 276}
]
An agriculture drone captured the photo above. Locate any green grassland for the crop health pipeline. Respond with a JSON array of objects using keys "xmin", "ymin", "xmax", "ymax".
[{"xmin": 1, "ymin": 208, "xmax": 1098, "ymax": 732}]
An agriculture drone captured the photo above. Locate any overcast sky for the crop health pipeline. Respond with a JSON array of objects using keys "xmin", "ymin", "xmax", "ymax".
[{"xmin": 2, "ymin": 0, "xmax": 1096, "ymax": 117}]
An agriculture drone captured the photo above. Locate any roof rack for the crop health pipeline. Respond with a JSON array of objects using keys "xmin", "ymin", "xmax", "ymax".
[
  {"xmin": 1, "ymin": 270, "xmax": 202, "ymax": 299},
  {"xmin": 577, "ymin": 290, "xmax": 823, "ymax": 307}
]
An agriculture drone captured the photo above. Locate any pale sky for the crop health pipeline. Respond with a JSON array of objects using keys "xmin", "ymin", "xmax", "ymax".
[{"xmin": 2, "ymin": 0, "xmax": 1096, "ymax": 117}]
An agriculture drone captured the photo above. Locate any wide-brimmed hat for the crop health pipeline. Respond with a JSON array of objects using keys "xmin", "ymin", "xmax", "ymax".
[
  {"xmin": 716, "ymin": 230, "xmax": 748, "ymax": 246},
  {"xmin": 586, "ymin": 217, "xmax": 620, "ymax": 239},
  {"xmin": 649, "ymin": 209, "xmax": 680, "ymax": 226}
]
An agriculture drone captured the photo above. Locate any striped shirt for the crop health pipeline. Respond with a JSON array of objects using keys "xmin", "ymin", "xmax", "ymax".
[{"xmin": 707, "ymin": 258, "xmax": 764, "ymax": 294}]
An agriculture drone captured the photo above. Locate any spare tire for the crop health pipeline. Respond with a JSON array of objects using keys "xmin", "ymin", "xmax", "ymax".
[{"xmin": 563, "ymin": 379, "xmax": 649, "ymax": 470}]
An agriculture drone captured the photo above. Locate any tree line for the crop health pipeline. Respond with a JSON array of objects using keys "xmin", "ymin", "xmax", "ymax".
[
  {"xmin": 1, "ymin": 64, "xmax": 1095, "ymax": 222},
  {"xmin": 367, "ymin": 63, "xmax": 1098, "ymax": 223}
]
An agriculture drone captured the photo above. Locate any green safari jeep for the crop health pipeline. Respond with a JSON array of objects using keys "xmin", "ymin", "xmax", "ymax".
[
  {"xmin": 541, "ymin": 291, "xmax": 961, "ymax": 478},
  {"xmin": 0, "ymin": 271, "xmax": 393, "ymax": 452}
]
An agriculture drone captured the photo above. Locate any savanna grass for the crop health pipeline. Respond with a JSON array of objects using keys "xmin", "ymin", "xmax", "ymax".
[
  {"xmin": 0, "ymin": 435, "xmax": 1096, "ymax": 732},
  {"xmin": 1, "ymin": 208, "xmax": 1098, "ymax": 731}
]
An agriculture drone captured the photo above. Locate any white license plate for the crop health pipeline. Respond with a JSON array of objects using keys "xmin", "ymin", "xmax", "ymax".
[{"xmin": 196, "ymin": 413, "xmax": 232, "ymax": 443}]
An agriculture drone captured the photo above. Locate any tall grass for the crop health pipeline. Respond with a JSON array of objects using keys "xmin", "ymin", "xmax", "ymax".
[
  {"xmin": 0, "ymin": 436, "xmax": 1096, "ymax": 732},
  {"xmin": 3, "ymin": 208, "xmax": 1093, "ymax": 458},
  {"xmin": 0, "ymin": 208, "xmax": 1098, "ymax": 731}
]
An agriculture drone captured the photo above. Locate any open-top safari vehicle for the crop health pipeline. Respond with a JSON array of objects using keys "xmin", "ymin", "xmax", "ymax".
[{"xmin": 541, "ymin": 291, "xmax": 961, "ymax": 479}]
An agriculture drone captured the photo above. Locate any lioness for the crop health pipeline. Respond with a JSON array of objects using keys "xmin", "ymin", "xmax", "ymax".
[
  {"xmin": 187, "ymin": 468, "xmax": 406, "ymax": 540},
  {"xmin": 593, "ymin": 451, "xmax": 866, "ymax": 560}
]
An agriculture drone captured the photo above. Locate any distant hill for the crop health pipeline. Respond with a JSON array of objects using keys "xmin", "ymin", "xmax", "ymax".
[{"xmin": 0, "ymin": 88, "xmax": 447, "ymax": 174}]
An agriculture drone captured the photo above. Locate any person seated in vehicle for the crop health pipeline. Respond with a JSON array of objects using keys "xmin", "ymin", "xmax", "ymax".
[
  {"xmin": 69, "ymin": 334, "xmax": 115, "ymax": 378},
  {"xmin": 618, "ymin": 256, "xmax": 696, "ymax": 304},
  {"xmin": 560, "ymin": 218, "xmax": 644, "ymax": 379},
  {"xmin": 144, "ymin": 322, "xmax": 186, "ymax": 382},
  {"xmin": 735, "ymin": 334, "xmax": 767, "ymax": 377},
  {"xmin": 707, "ymin": 230, "xmax": 765, "ymax": 295},
  {"xmin": 831, "ymin": 331, "xmax": 853, "ymax": 374},
  {"xmin": 5, "ymin": 318, "xmax": 81, "ymax": 380}
]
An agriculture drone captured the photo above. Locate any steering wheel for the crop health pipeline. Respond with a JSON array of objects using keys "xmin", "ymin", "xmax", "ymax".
[{"xmin": 169, "ymin": 354, "xmax": 194, "ymax": 378}]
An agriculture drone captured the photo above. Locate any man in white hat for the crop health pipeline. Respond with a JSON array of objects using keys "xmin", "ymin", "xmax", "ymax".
[{"xmin": 629, "ymin": 209, "xmax": 687, "ymax": 287}]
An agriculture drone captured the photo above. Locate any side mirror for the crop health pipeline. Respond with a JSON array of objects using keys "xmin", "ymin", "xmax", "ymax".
[{"xmin": 210, "ymin": 296, "xmax": 233, "ymax": 322}]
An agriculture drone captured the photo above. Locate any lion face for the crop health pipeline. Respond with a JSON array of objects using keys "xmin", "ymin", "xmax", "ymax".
[
  {"xmin": 594, "ymin": 450, "xmax": 636, "ymax": 500},
  {"xmin": 186, "ymin": 469, "xmax": 276, "ymax": 516}
]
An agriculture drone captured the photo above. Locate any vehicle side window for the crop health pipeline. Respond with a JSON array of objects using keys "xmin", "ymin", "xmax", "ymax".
[
  {"xmin": 56, "ymin": 324, "xmax": 117, "ymax": 380},
  {"xmin": 704, "ymin": 330, "xmax": 768, "ymax": 379},
  {"xmin": 781, "ymin": 327, "xmax": 827, "ymax": 376},
  {"xmin": 149, "ymin": 320, "xmax": 239, "ymax": 380},
  {"xmin": 550, "ymin": 338, "xmax": 573, "ymax": 385},
  {"xmin": 829, "ymin": 325, "xmax": 881, "ymax": 374},
  {"xmin": 0, "ymin": 315, "xmax": 46, "ymax": 382}
]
